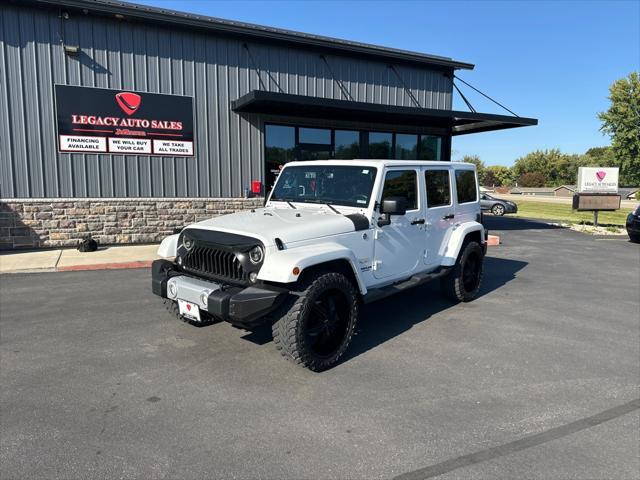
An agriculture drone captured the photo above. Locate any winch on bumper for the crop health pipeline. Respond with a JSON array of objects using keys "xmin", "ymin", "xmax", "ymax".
[{"xmin": 151, "ymin": 259, "xmax": 288, "ymax": 328}]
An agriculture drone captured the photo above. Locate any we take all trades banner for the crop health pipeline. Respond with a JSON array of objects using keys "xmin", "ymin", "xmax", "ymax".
[{"xmin": 55, "ymin": 85, "xmax": 195, "ymax": 156}]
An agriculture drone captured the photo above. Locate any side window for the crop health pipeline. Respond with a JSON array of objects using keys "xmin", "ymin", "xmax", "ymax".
[
  {"xmin": 381, "ymin": 170, "xmax": 418, "ymax": 210},
  {"xmin": 425, "ymin": 170, "xmax": 451, "ymax": 208},
  {"xmin": 455, "ymin": 170, "xmax": 478, "ymax": 204}
]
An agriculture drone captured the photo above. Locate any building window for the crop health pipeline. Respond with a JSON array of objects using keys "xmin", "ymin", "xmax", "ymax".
[
  {"xmin": 264, "ymin": 123, "xmax": 445, "ymax": 192},
  {"xmin": 381, "ymin": 170, "xmax": 418, "ymax": 210},
  {"xmin": 425, "ymin": 169, "xmax": 451, "ymax": 207},
  {"xmin": 265, "ymin": 125, "xmax": 295, "ymax": 190},
  {"xmin": 298, "ymin": 127, "xmax": 331, "ymax": 145},
  {"xmin": 395, "ymin": 134, "xmax": 418, "ymax": 159},
  {"xmin": 368, "ymin": 132, "xmax": 393, "ymax": 159},
  {"xmin": 297, "ymin": 127, "xmax": 332, "ymax": 161},
  {"xmin": 335, "ymin": 130, "xmax": 360, "ymax": 159},
  {"xmin": 418, "ymin": 135, "xmax": 441, "ymax": 160},
  {"xmin": 455, "ymin": 169, "xmax": 477, "ymax": 204}
]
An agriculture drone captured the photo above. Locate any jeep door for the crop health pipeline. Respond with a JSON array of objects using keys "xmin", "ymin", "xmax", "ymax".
[
  {"xmin": 423, "ymin": 167, "xmax": 456, "ymax": 269},
  {"xmin": 373, "ymin": 168, "xmax": 426, "ymax": 280}
]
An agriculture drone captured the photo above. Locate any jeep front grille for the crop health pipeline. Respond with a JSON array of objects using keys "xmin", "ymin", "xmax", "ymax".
[{"xmin": 182, "ymin": 245, "xmax": 248, "ymax": 284}]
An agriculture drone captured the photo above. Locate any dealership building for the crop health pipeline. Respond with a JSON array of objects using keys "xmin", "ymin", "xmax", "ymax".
[{"xmin": 0, "ymin": 0, "xmax": 536, "ymax": 250}]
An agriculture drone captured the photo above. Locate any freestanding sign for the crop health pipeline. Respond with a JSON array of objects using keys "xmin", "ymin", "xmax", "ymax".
[
  {"xmin": 577, "ymin": 167, "xmax": 619, "ymax": 193},
  {"xmin": 574, "ymin": 167, "xmax": 621, "ymax": 226},
  {"xmin": 55, "ymin": 85, "xmax": 194, "ymax": 156}
]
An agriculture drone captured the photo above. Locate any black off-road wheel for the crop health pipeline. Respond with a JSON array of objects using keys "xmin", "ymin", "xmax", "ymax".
[
  {"xmin": 162, "ymin": 299, "xmax": 217, "ymax": 326},
  {"xmin": 441, "ymin": 241, "xmax": 484, "ymax": 302},
  {"xmin": 491, "ymin": 204, "xmax": 505, "ymax": 216},
  {"xmin": 272, "ymin": 271, "xmax": 359, "ymax": 372}
]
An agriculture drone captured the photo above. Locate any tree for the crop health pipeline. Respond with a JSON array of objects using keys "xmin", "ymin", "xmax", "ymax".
[
  {"xmin": 462, "ymin": 155, "xmax": 485, "ymax": 184},
  {"xmin": 484, "ymin": 165, "xmax": 515, "ymax": 186},
  {"xmin": 598, "ymin": 72, "xmax": 640, "ymax": 185},
  {"xmin": 518, "ymin": 172, "xmax": 546, "ymax": 187}
]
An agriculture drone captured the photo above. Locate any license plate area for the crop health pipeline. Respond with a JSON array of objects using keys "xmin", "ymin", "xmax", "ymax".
[{"xmin": 178, "ymin": 299, "xmax": 201, "ymax": 322}]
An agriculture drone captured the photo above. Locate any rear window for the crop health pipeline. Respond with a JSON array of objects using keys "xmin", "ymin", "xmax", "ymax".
[
  {"xmin": 425, "ymin": 170, "xmax": 451, "ymax": 208},
  {"xmin": 455, "ymin": 170, "xmax": 477, "ymax": 204}
]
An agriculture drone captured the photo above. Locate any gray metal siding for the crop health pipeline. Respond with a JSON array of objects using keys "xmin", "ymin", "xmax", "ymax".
[{"xmin": 0, "ymin": 3, "xmax": 453, "ymax": 198}]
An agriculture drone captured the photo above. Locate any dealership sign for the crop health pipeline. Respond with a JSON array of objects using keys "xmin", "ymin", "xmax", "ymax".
[
  {"xmin": 55, "ymin": 85, "xmax": 194, "ymax": 156},
  {"xmin": 577, "ymin": 167, "xmax": 619, "ymax": 193}
]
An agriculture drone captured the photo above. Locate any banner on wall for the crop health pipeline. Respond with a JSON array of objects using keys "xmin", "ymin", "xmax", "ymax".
[{"xmin": 55, "ymin": 85, "xmax": 194, "ymax": 156}]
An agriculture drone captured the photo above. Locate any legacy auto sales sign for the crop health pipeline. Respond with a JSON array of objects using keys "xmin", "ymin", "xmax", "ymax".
[
  {"xmin": 577, "ymin": 167, "xmax": 619, "ymax": 193},
  {"xmin": 55, "ymin": 85, "xmax": 194, "ymax": 156}
]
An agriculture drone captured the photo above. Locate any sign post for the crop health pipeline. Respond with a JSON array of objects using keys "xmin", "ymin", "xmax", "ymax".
[{"xmin": 573, "ymin": 167, "xmax": 620, "ymax": 226}]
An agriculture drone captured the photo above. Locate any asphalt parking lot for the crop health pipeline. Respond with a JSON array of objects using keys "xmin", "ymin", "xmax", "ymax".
[{"xmin": 1, "ymin": 217, "xmax": 639, "ymax": 480}]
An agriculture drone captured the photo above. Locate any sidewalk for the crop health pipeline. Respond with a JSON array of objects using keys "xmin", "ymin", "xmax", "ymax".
[
  {"xmin": 0, "ymin": 244, "xmax": 160, "ymax": 274},
  {"xmin": 0, "ymin": 235, "xmax": 500, "ymax": 274}
]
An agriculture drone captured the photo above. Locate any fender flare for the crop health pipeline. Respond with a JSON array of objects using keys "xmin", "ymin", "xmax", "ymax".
[
  {"xmin": 257, "ymin": 242, "xmax": 367, "ymax": 294},
  {"xmin": 157, "ymin": 234, "xmax": 179, "ymax": 258},
  {"xmin": 441, "ymin": 222, "xmax": 485, "ymax": 267}
]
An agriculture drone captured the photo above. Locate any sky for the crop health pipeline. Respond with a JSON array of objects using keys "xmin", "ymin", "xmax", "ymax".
[{"xmin": 136, "ymin": 0, "xmax": 639, "ymax": 166}]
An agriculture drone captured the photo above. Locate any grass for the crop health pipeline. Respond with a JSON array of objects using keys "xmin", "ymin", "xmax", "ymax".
[{"xmin": 510, "ymin": 198, "xmax": 633, "ymax": 226}]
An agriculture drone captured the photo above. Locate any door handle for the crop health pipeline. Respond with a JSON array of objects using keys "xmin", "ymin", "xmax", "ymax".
[
  {"xmin": 443, "ymin": 214, "xmax": 455, "ymax": 220},
  {"xmin": 411, "ymin": 218, "xmax": 426, "ymax": 225}
]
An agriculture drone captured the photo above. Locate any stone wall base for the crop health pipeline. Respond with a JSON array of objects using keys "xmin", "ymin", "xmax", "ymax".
[{"xmin": 0, "ymin": 198, "xmax": 263, "ymax": 250}]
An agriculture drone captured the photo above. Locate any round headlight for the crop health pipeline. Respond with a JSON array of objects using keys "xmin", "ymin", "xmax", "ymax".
[
  {"xmin": 249, "ymin": 246, "xmax": 264, "ymax": 264},
  {"xmin": 182, "ymin": 235, "xmax": 194, "ymax": 251}
]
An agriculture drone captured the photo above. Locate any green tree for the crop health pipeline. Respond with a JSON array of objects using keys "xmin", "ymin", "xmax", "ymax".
[
  {"xmin": 462, "ymin": 155, "xmax": 485, "ymax": 183},
  {"xmin": 598, "ymin": 72, "xmax": 640, "ymax": 185},
  {"xmin": 513, "ymin": 149, "xmax": 576, "ymax": 186},
  {"xmin": 518, "ymin": 172, "xmax": 546, "ymax": 187},
  {"xmin": 484, "ymin": 165, "xmax": 515, "ymax": 186}
]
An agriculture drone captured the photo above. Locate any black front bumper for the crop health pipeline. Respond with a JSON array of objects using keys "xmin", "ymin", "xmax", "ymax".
[{"xmin": 152, "ymin": 259, "xmax": 288, "ymax": 328}]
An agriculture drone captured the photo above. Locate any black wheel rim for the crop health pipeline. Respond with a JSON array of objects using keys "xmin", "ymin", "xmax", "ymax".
[
  {"xmin": 304, "ymin": 289, "xmax": 350, "ymax": 358},
  {"xmin": 462, "ymin": 253, "xmax": 481, "ymax": 293}
]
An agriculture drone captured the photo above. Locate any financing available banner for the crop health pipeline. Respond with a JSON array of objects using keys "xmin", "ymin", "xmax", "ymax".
[{"xmin": 55, "ymin": 85, "xmax": 194, "ymax": 156}]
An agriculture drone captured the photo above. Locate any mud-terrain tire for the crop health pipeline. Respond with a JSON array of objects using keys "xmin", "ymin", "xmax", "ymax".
[
  {"xmin": 491, "ymin": 204, "xmax": 505, "ymax": 216},
  {"xmin": 162, "ymin": 299, "xmax": 216, "ymax": 326},
  {"xmin": 441, "ymin": 241, "xmax": 484, "ymax": 302},
  {"xmin": 271, "ymin": 271, "xmax": 359, "ymax": 372}
]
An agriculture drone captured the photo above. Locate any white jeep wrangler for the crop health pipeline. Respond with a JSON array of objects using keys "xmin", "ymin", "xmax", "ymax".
[{"xmin": 152, "ymin": 160, "xmax": 486, "ymax": 371}]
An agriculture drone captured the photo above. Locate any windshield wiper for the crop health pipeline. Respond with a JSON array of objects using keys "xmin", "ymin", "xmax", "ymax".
[
  {"xmin": 286, "ymin": 201, "xmax": 297, "ymax": 209},
  {"xmin": 325, "ymin": 203, "xmax": 340, "ymax": 214}
]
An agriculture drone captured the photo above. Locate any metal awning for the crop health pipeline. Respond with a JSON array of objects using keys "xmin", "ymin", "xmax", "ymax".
[{"xmin": 232, "ymin": 91, "xmax": 537, "ymax": 135}]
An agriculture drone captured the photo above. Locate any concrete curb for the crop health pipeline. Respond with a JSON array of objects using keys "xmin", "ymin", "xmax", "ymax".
[{"xmin": 57, "ymin": 260, "xmax": 154, "ymax": 272}]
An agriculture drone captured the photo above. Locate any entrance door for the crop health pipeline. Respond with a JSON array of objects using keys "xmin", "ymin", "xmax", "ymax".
[
  {"xmin": 423, "ymin": 167, "xmax": 455, "ymax": 268},
  {"xmin": 373, "ymin": 168, "xmax": 426, "ymax": 280}
]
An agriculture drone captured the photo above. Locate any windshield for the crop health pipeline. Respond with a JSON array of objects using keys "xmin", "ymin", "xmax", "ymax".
[{"xmin": 270, "ymin": 165, "xmax": 378, "ymax": 208}]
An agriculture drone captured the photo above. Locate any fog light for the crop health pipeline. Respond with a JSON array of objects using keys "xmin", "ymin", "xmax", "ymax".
[
  {"xmin": 249, "ymin": 272, "xmax": 258, "ymax": 283},
  {"xmin": 168, "ymin": 282, "xmax": 177, "ymax": 298},
  {"xmin": 200, "ymin": 292, "xmax": 208, "ymax": 308}
]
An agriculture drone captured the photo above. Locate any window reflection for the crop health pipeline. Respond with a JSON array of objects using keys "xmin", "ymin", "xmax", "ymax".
[
  {"xmin": 418, "ymin": 135, "xmax": 441, "ymax": 160},
  {"xmin": 265, "ymin": 125, "xmax": 295, "ymax": 190},
  {"xmin": 335, "ymin": 130, "xmax": 360, "ymax": 159},
  {"xmin": 368, "ymin": 132, "xmax": 393, "ymax": 159},
  {"xmin": 395, "ymin": 134, "xmax": 418, "ymax": 159}
]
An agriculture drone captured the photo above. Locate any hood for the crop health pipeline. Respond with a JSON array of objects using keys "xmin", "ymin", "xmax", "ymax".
[{"xmin": 184, "ymin": 207, "xmax": 364, "ymax": 246}]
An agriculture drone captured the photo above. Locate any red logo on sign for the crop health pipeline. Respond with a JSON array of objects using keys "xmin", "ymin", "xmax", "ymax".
[
  {"xmin": 115, "ymin": 92, "xmax": 141, "ymax": 116},
  {"xmin": 596, "ymin": 170, "xmax": 606, "ymax": 182}
]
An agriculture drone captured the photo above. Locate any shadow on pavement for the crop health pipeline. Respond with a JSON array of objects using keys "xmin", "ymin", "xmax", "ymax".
[
  {"xmin": 484, "ymin": 215, "xmax": 560, "ymax": 231},
  {"xmin": 341, "ymin": 256, "xmax": 528, "ymax": 364},
  {"xmin": 241, "ymin": 256, "xmax": 528, "ymax": 362}
]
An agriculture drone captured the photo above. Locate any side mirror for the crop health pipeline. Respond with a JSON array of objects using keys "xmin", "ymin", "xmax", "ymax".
[{"xmin": 378, "ymin": 197, "xmax": 408, "ymax": 227}]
